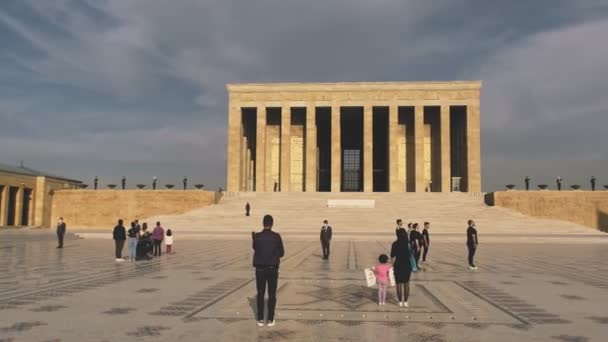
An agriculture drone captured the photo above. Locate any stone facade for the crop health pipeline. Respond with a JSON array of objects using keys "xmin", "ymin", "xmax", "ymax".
[
  {"xmin": 227, "ymin": 81, "xmax": 482, "ymax": 193},
  {"xmin": 488, "ymin": 191, "xmax": 608, "ymax": 231},
  {"xmin": 0, "ymin": 165, "xmax": 81, "ymax": 228},
  {"xmin": 51, "ymin": 190, "xmax": 221, "ymax": 228}
]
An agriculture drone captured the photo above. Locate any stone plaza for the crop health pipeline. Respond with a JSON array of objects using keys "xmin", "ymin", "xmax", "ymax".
[{"xmin": 1, "ymin": 230, "xmax": 607, "ymax": 341}]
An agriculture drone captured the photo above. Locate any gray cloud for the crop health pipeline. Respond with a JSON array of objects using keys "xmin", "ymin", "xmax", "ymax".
[{"xmin": 0, "ymin": 0, "xmax": 607, "ymax": 190}]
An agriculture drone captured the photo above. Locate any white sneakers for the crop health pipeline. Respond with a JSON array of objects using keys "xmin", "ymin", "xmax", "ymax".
[
  {"xmin": 469, "ymin": 265, "xmax": 478, "ymax": 270},
  {"xmin": 257, "ymin": 320, "xmax": 276, "ymax": 327},
  {"xmin": 115, "ymin": 258, "xmax": 125, "ymax": 262},
  {"xmin": 398, "ymin": 302, "xmax": 409, "ymax": 307}
]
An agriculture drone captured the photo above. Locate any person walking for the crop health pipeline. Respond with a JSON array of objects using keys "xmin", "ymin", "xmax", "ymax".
[
  {"xmin": 466, "ymin": 219, "xmax": 479, "ymax": 270},
  {"xmin": 127, "ymin": 221, "xmax": 140, "ymax": 262},
  {"xmin": 252, "ymin": 215, "xmax": 284, "ymax": 327},
  {"xmin": 320, "ymin": 220, "xmax": 332, "ymax": 259},
  {"xmin": 591, "ymin": 176, "xmax": 597, "ymax": 191},
  {"xmin": 121, "ymin": 176, "xmax": 126, "ymax": 190},
  {"xmin": 56, "ymin": 217, "xmax": 66, "ymax": 249},
  {"xmin": 409, "ymin": 223, "xmax": 422, "ymax": 268},
  {"xmin": 372, "ymin": 254, "xmax": 391, "ymax": 305},
  {"xmin": 245, "ymin": 202, "xmax": 251, "ymax": 217},
  {"xmin": 525, "ymin": 176, "xmax": 530, "ymax": 190},
  {"xmin": 152, "ymin": 222, "xmax": 164, "ymax": 257},
  {"xmin": 165, "ymin": 229, "xmax": 174, "ymax": 254},
  {"xmin": 94, "ymin": 176, "xmax": 98, "ymax": 190},
  {"xmin": 113, "ymin": 219, "xmax": 127, "ymax": 262},
  {"xmin": 391, "ymin": 228, "xmax": 413, "ymax": 307},
  {"xmin": 421, "ymin": 222, "xmax": 431, "ymax": 264}
]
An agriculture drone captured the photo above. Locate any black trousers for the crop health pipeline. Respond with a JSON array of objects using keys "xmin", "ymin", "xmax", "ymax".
[
  {"xmin": 422, "ymin": 244, "xmax": 429, "ymax": 262},
  {"xmin": 467, "ymin": 245, "xmax": 476, "ymax": 266},
  {"xmin": 255, "ymin": 267, "xmax": 279, "ymax": 322},
  {"xmin": 321, "ymin": 241, "xmax": 330, "ymax": 258},
  {"xmin": 115, "ymin": 240, "xmax": 125, "ymax": 258},
  {"xmin": 57, "ymin": 232, "xmax": 64, "ymax": 247},
  {"xmin": 153, "ymin": 240, "xmax": 162, "ymax": 256}
]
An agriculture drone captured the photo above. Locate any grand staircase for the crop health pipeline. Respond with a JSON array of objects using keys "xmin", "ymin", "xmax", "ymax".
[{"xmin": 144, "ymin": 192, "xmax": 595, "ymax": 235}]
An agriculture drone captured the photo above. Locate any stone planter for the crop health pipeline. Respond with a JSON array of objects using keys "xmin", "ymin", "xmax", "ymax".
[
  {"xmin": 165, "ymin": 184, "xmax": 175, "ymax": 189},
  {"xmin": 194, "ymin": 184, "xmax": 205, "ymax": 190},
  {"xmin": 80, "ymin": 184, "xmax": 89, "ymax": 189},
  {"xmin": 107, "ymin": 184, "xmax": 117, "ymax": 189},
  {"xmin": 603, "ymin": 185, "xmax": 608, "ymax": 190},
  {"xmin": 136, "ymin": 184, "xmax": 146, "ymax": 189},
  {"xmin": 537, "ymin": 184, "xmax": 548, "ymax": 190},
  {"xmin": 570, "ymin": 184, "xmax": 581, "ymax": 190},
  {"xmin": 505, "ymin": 184, "xmax": 515, "ymax": 190}
]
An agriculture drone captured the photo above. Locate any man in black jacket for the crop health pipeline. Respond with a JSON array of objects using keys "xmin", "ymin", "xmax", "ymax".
[
  {"xmin": 113, "ymin": 219, "xmax": 127, "ymax": 262},
  {"xmin": 320, "ymin": 220, "xmax": 332, "ymax": 259},
  {"xmin": 252, "ymin": 215, "xmax": 284, "ymax": 327},
  {"xmin": 56, "ymin": 217, "xmax": 66, "ymax": 248}
]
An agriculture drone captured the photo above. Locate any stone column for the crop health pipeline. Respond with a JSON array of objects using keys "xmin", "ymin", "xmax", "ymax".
[
  {"xmin": 331, "ymin": 105, "xmax": 341, "ymax": 192},
  {"xmin": 15, "ymin": 186, "xmax": 23, "ymax": 226},
  {"xmin": 414, "ymin": 106, "xmax": 425, "ymax": 192},
  {"xmin": 245, "ymin": 147, "xmax": 251, "ymax": 191},
  {"xmin": 226, "ymin": 104, "xmax": 241, "ymax": 192},
  {"xmin": 0, "ymin": 185, "xmax": 8, "ymax": 226},
  {"xmin": 255, "ymin": 106, "xmax": 266, "ymax": 192},
  {"xmin": 305, "ymin": 105, "xmax": 317, "ymax": 192},
  {"xmin": 241, "ymin": 136, "xmax": 248, "ymax": 191},
  {"xmin": 280, "ymin": 106, "xmax": 291, "ymax": 192},
  {"xmin": 467, "ymin": 100, "xmax": 482, "ymax": 192},
  {"xmin": 363, "ymin": 105, "xmax": 373, "ymax": 192},
  {"xmin": 440, "ymin": 105, "xmax": 451, "ymax": 192},
  {"xmin": 388, "ymin": 105, "xmax": 401, "ymax": 192}
]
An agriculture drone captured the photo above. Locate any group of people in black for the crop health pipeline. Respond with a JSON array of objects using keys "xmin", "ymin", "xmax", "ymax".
[{"xmin": 251, "ymin": 215, "xmax": 480, "ymax": 327}]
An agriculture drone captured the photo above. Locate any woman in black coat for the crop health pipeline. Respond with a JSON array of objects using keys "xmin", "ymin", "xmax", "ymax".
[{"xmin": 391, "ymin": 228, "xmax": 413, "ymax": 307}]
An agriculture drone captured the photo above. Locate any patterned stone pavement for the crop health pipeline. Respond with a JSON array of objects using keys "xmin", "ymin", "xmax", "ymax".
[{"xmin": 0, "ymin": 231, "xmax": 607, "ymax": 341}]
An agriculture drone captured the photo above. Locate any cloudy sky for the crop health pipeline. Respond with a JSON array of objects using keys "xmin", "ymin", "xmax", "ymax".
[{"xmin": 1, "ymin": 0, "xmax": 607, "ymax": 191}]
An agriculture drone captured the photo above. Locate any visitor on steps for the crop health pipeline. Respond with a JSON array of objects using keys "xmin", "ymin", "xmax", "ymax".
[
  {"xmin": 372, "ymin": 254, "xmax": 391, "ymax": 305},
  {"xmin": 152, "ymin": 222, "xmax": 164, "ymax": 257},
  {"xmin": 410, "ymin": 223, "xmax": 422, "ymax": 268},
  {"xmin": 467, "ymin": 219, "xmax": 479, "ymax": 269},
  {"xmin": 320, "ymin": 220, "xmax": 332, "ymax": 259},
  {"xmin": 422, "ymin": 222, "xmax": 431, "ymax": 263},
  {"xmin": 391, "ymin": 228, "xmax": 412, "ymax": 307},
  {"xmin": 252, "ymin": 214, "xmax": 284, "ymax": 327},
  {"xmin": 165, "ymin": 229, "xmax": 174, "ymax": 254},
  {"xmin": 113, "ymin": 219, "xmax": 126, "ymax": 262},
  {"xmin": 245, "ymin": 202, "xmax": 251, "ymax": 216}
]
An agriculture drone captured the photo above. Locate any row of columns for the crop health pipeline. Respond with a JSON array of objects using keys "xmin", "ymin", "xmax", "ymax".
[
  {"xmin": 0, "ymin": 185, "xmax": 25, "ymax": 226},
  {"xmin": 228, "ymin": 102, "xmax": 480, "ymax": 193}
]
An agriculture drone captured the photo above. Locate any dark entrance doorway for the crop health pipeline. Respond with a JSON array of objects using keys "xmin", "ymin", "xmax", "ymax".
[
  {"xmin": 373, "ymin": 107, "xmax": 389, "ymax": 192},
  {"xmin": 7, "ymin": 186, "xmax": 18, "ymax": 226},
  {"xmin": 21, "ymin": 188, "xmax": 32, "ymax": 226},
  {"xmin": 316, "ymin": 108, "xmax": 331, "ymax": 192},
  {"xmin": 341, "ymin": 107, "xmax": 363, "ymax": 191}
]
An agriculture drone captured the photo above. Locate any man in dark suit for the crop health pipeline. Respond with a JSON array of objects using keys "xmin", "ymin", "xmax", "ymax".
[
  {"xmin": 56, "ymin": 217, "xmax": 66, "ymax": 248},
  {"xmin": 252, "ymin": 215, "xmax": 284, "ymax": 327},
  {"xmin": 320, "ymin": 220, "xmax": 332, "ymax": 259}
]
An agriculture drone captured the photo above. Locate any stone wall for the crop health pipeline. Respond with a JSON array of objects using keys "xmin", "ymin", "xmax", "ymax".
[
  {"xmin": 487, "ymin": 191, "xmax": 608, "ymax": 231},
  {"xmin": 51, "ymin": 190, "xmax": 220, "ymax": 229}
]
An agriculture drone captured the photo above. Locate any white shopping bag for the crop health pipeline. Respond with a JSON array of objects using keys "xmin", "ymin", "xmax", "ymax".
[
  {"xmin": 364, "ymin": 268, "xmax": 376, "ymax": 287},
  {"xmin": 389, "ymin": 267, "xmax": 396, "ymax": 287}
]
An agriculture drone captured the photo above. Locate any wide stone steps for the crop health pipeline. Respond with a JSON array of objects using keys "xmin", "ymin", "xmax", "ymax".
[{"xmin": 143, "ymin": 193, "xmax": 597, "ymax": 235}]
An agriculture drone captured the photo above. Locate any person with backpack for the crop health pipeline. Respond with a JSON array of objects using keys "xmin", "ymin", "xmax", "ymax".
[{"xmin": 127, "ymin": 221, "xmax": 140, "ymax": 262}]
